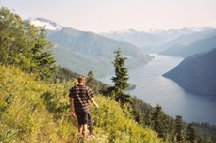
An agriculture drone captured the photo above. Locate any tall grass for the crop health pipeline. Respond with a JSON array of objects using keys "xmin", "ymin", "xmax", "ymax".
[{"xmin": 0, "ymin": 66, "xmax": 161, "ymax": 143}]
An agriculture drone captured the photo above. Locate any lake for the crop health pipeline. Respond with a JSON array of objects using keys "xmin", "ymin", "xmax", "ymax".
[{"xmin": 99, "ymin": 54, "xmax": 216, "ymax": 125}]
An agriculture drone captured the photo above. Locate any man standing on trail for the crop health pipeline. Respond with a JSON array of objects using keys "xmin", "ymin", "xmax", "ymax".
[{"xmin": 69, "ymin": 76, "xmax": 99, "ymax": 138}]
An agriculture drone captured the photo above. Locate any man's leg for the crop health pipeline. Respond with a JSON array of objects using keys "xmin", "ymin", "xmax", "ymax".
[
  {"xmin": 88, "ymin": 113, "xmax": 93, "ymax": 135},
  {"xmin": 76, "ymin": 113, "xmax": 83, "ymax": 137},
  {"xmin": 78, "ymin": 124, "xmax": 83, "ymax": 136},
  {"xmin": 82, "ymin": 124, "xmax": 88, "ymax": 138},
  {"xmin": 77, "ymin": 113, "xmax": 88, "ymax": 138}
]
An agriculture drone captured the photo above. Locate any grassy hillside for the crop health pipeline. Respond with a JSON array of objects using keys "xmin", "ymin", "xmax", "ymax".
[{"xmin": 0, "ymin": 66, "xmax": 161, "ymax": 143}]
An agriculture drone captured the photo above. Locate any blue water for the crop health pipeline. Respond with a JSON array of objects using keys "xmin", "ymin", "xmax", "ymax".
[{"xmin": 99, "ymin": 55, "xmax": 216, "ymax": 125}]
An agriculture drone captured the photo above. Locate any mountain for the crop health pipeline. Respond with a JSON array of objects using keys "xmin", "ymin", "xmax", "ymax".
[
  {"xmin": 163, "ymin": 48, "xmax": 216, "ymax": 96},
  {"xmin": 160, "ymin": 35, "xmax": 216, "ymax": 57},
  {"xmin": 102, "ymin": 27, "xmax": 216, "ymax": 53},
  {"xmin": 102, "ymin": 29, "xmax": 162, "ymax": 48},
  {"xmin": 47, "ymin": 27, "xmax": 142, "ymax": 57},
  {"xmin": 28, "ymin": 18, "xmax": 152, "ymax": 78},
  {"xmin": 49, "ymin": 28, "xmax": 152, "ymax": 78},
  {"xmin": 161, "ymin": 27, "xmax": 216, "ymax": 47}
]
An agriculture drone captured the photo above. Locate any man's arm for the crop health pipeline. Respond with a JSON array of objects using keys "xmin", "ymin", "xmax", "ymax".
[
  {"xmin": 86, "ymin": 87, "xmax": 99, "ymax": 108},
  {"xmin": 90, "ymin": 98, "xmax": 99, "ymax": 108},
  {"xmin": 69, "ymin": 98, "xmax": 76, "ymax": 117}
]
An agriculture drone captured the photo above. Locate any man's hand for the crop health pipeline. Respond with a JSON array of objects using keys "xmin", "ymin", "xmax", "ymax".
[
  {"xmin": 71, "ymin": 111, "xmax": 77, "ymax": 117},
  {"xmin": 91, "ymin": 98, "xmax": 99, "ymax": 108},
  {"xmin": 69, "ymin": 98, "xmax": 76, "ymax": 117},
  {"xmin": 94, "ymin": 103, "xmax": 99, "ymax": 108}
]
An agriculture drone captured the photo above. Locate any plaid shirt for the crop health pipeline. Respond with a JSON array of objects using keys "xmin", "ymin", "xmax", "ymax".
[{"xmin": 69, "ymin": 84, "xmax": 94, "ymax": 113}]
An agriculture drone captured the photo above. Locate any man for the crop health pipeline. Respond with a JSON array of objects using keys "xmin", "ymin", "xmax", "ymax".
[{"xmin": 69, "ymin": 76, "xmax": 99, "ymax": 138}]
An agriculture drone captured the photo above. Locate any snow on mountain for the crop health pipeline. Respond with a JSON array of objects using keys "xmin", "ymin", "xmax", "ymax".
[
  {"xmin": 105, "ymin": 27, "xmax": 216, "ymax": 35},
  {"xmin": 27, "ymin": 17, "xmax": 62, "ymax": 31}
]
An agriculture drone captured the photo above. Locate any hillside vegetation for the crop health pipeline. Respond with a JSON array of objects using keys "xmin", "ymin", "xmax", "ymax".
[{"xmin": 0, "ymin": 66, "xmax": 161, "ymax": 143}]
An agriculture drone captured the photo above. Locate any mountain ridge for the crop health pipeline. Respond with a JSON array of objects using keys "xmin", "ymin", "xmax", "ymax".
[
  {"xmin": 160, "ymin": 35, "xmax": 216, "ymax": 57},
  {"xmin": 102, "ymin": 27, "xmax": 216, "ymax": 53},
  {"xmin": 163, "ymin": 48, "xmax": 216, "ymax": 96}
]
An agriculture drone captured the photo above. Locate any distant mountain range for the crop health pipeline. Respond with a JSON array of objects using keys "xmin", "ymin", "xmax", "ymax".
[
  {"xmin": 102, "ymin": 27, "xmax": 216, "ymax": 53},
  {"xmin": 160, "ymin": 34, "xmax": 216, "ymax": 57},
  {"xmin": 163, "ymin": 48, "xmax": 216, "ymax": 96},
  {"xmin": 27, "ymin": 18, "xmax": 152, "ymax": 78}
]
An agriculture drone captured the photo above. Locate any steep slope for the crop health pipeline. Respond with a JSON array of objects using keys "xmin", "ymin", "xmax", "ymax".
[
  {"xmin": 46, "ymin": 27, "xmax": 152, "ymax": 78},
  {"xmin": 163, "ymin": 48, "xmax": 216, "ymax": 96},
  {"xmin": 0, "ymin": 66, "xmax": 161, "ymax": 143},
  {"xmin": 160, "ymin": 35, "xmax": 216, "ymax": 57},
  {"xmin": 47, "ymin": 27, "xmax": 143, "ymax": 57}
]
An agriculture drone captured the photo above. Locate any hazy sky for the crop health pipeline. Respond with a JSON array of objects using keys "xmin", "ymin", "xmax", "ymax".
[{"xmin": 1, "ymin": 0, "xmax": 216, "ymax": 32}]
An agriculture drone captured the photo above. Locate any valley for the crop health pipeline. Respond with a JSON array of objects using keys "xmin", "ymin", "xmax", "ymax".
[{"xmin": 100, "ymin": 54, "xmax": 216, "ymax": 125}]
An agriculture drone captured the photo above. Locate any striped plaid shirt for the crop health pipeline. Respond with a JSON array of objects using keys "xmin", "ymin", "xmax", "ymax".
[{"xmin": 69, "ymin": 84, "xmax": 94, "ymax": 113}]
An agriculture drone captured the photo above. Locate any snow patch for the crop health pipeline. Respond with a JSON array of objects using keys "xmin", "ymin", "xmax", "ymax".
[{"xmin": 27, "ymin": 17, "xmax": 62, "ymax": 31}]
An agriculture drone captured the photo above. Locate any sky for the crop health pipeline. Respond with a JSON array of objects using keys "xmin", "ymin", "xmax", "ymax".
[{"xmin": 1, "ymin": 0, "xmax": 216, "ymax": 33}]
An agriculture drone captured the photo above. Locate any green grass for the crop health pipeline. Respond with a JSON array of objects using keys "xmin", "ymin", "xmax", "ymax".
[{"xmin": 0, "ymin": 66, "xmax": 162, "ymax": 143}]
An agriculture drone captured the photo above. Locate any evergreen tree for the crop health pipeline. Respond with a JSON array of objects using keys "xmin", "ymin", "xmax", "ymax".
[
  {"xmin": 152, "ymin": 105, "xmax": 167, "ymax": 139},
  {"xmin": 166, "ymin": 117, "xmax": 176, "ymax": 142},
  {"xmin": 111, "ymin": 49, "xmax": 131, "ymax": 107},
  {"xmin": 186, "ymin": 123, "xmax": 196, "ymax": 143},
  {"xmin": 86, "ymin": 71, "xmax": 95, "ymax": 89},
  {"xmin": 144, "ymin": 109, "xmax": 153, "ymax": 127},
  {"xmin": 175, "ymin": 115, "xmax": 185, "ymax": 143},
  {"xmin": 132, "ymin": 98, "xmax": 144, "ymax": 124},
  {"xmin": 30, "ymin": 28, "xmax": 57, "ymax": 81},
  {"xmin": 99, "ymin": 84, "xmax": 110, "ymax": 96}
]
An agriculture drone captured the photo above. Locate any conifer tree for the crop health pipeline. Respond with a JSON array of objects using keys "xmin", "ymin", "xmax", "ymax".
[
  {"xmin": 111, "ymin": 49, "xmax": 131, "ymax": 107},
  {"xmin": 30, "ymin": 28, "xmax": 57, "ymax": 81},
  {"xmin": 175, "ymin": 115, "xmax": 185, "ymax": 143},
  {"xmin": 152, "ymin": 105, "xmax": 167, "ymax": 139},
  {"xmin": 86, "ymin": 71, "xmax": 95, "ymax": 89},
  {"xmin": 186, "ymin": 123, "xmax": 196, "ymax": 143},
  {"xmin": 132, "ymin": 98, "xmax": 144, "ymax": 124},
  {"xmin": 144, "ymin": 109, "xmax": 153, "ymax": 127},
  {"xmin": 166, "ymin": 118, "xmax": 176, "ymax": 142}
]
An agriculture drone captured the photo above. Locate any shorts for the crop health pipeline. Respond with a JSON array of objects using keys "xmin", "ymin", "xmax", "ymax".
[{"xmin": 76, "ymin": 112, "xmax": 88, "ymax": 125}]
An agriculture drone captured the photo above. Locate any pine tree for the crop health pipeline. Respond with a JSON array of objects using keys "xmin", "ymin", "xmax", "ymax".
[
  {"xmin": 166, "ymin": 117, "xmax": 176, "ymax": 142},
  {"xmin": 86, "ymin": 71, "xmax": 95, "ymax": 89},
  {"xmin": 132, "ymin": 98, "xmax": 144, "ymax": 124},
  {"xmin": 175, "ymin": 115, "xmax": 185, "ymax": 143},
  {"xmin": 144, "ymin": 109, "xmax": 153, "ymax": 127},
  {"xmin": 110, "ymin": 49, "xmax": 131, "ymax": 107},
  {"xmin": 152, "ymin": 105, "xmax": 167, "ymax": 139},
  {"xmin": 186, "ymin": 123, "xmax": 196, "ymax": 143}
]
